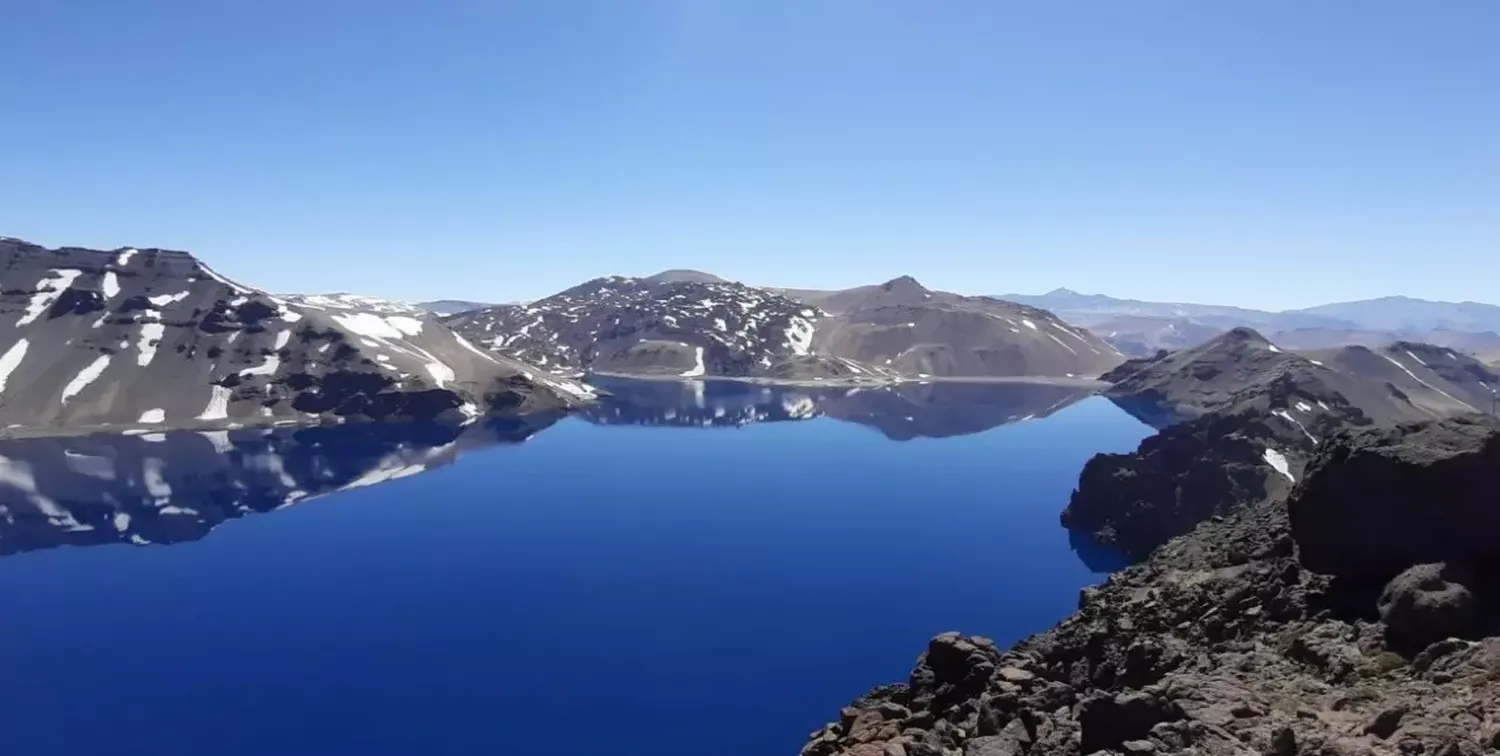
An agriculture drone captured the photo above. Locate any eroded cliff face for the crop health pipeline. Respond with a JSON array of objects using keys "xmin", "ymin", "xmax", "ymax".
[{"xmin": 806, "ymin": 417, "xmax": 1500, "ymax": 756}]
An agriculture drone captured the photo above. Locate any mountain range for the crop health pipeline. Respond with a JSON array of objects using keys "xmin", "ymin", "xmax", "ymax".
[
  {"xmin": 1002, "ymin": 288, "xmax": 1500, "ymax": 363},
  {"xmin": 444, "ymin": 273, "xmax": 1122, "ymax": 382},
  {"xmin": 0, "ymin": 237, "xmax": 594, "ymax": 437}
]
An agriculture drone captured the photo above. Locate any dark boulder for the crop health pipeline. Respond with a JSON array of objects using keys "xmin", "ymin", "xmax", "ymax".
[
  {"xmin": 1078, "ymin": 690, "xmax": 1183, "ymax": 754},
  {"xmin": 1289, "ymin": 415, "xmax": 1500, "ymax": 579},
  {"xmin": 1377, "ymin": 563, "xmax": 1478, "ymax": 648}
]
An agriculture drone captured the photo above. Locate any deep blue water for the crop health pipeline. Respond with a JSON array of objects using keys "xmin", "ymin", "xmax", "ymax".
[{"xmin": 0, "ymin": 379, "xmax": 1149, "ymax": 756}]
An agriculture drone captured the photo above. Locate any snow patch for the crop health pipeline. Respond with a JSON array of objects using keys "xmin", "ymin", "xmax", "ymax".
[
  {"xmin": 147, "ymin": 291, "xmax": 190, "ymax": 308},
  {"xmin": 273, "ymin": 330, "xmax": 292, "ymax": 350},
  {"xmin": 137, "ymin": 323, "xmax": 166, "ymax": 367},
  {"xmin": 102, "ymin": 272, "xmax": 120, "ymax": 299},
  {"xmin": 0, "ymin": 339, "xmax": 30, "ymax": 395},
  {"xmin": 138, "ymin": 408, "xmax": 166, "ymax": 423},
  {"xmin": 1022, "ymin": 319, "xmax": 1038, "ymax": 330},
  {"xmin": 1262, "ymin": 448, "xmax": 1294, "ymax": 482},
  {"xmin": 18, "ymin": 269, "xmax": 84, "ymax": 327},
  {"xmin": 116, "ymin": 248, "xmax": 138, "ymax": 266},
  {"xmin": 681, "ymin": 346, "xmax": 706, "ymax": 377},
  {"xmin": 196, "ymin": 385, "xmax": 233, "ymax": 421},
  {"xmin": 61, "ymin": 354, "xmax": 112, "ymax": 403}
]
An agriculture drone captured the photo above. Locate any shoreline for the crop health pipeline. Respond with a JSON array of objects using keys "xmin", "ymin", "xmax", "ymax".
[{"xmin": 586, "ymin": 370, "xmax": 1110, "ymax": 390}]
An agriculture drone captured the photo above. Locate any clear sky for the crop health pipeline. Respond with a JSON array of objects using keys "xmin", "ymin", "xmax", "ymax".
[{"xmin": 2, "ymin": 1, "xmax": 1496, "ymax": 310}]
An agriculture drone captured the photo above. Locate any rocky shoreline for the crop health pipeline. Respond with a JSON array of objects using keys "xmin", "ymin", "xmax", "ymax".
[{"xmin": 803, "ymin": 415, "xmax": 1500, "ymax": 756}]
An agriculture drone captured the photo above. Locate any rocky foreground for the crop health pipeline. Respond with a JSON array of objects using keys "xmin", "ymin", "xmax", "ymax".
[{"xmin": 804, "ymin": 415, "xmax": 1500, "ymax": 756}]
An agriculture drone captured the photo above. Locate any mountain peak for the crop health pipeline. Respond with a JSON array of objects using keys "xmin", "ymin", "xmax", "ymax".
[
  {"xmin": 1046, "ymin": 287, "xmax": 1082, "ymax": 296},
  {"xmin": 879, "ymin": 275, "xmax": 928, "ymax": 293},
  {"xmin": 644, "ymin": 269, "xmax": 727, "ymax": 285}
]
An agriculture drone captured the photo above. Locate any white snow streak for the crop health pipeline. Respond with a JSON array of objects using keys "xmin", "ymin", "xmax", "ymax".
[
  {"xmin": 1272, "ymin": 409, "xmax": 1319, "ymax": 445},
  {"xmin": 0, "ymin": 339, "xmax": 30, "ymax": 395},
  {"xmin": 681, "ymin": 346, "xmax": 706, "ymax": 377},
  {"xmin": 60, "ymin": 354, "xmax": 111, "ymax": 403},
  {"xmin": 116, "ymin": 248, "xmax": 138, "ymax": 266},
  {"xmin": 102, "ymin": 272, "xmax": 120, "ymax": 299},
  {"xmin": 273, "ymin": 330, "xmax": 292, "ymax": 350},
  {"xmin": 1262, "ymin": 448, "xmax": 1294, "ymax": 483},
  {"xmin": 1046, "ymin": 333, "xmax": 1078, "ymax": 355},
  {"xmin": 148, "ymin": 291, "xmax": 190, "ymax": 308},
  {"xmin": 138, "ymin": 408, "xmax": 166, "ymax": 423},
  {"xmin": 196, "ymin": 385, "xmax": 233, "ymax": 421},
  {"xmin": 240, "ymin": 355, "xmax": 281, "ymax": 377},
  {"xmin": 1021, "ymin": 319, "xmax": 1038, "ymax": 330},
  {"xmin": 1379, "ymin": 353, "xmax": 1475, "ymax": 410},
  {"xmin": 18, "ymin": 269, "xmax": 84, "ymax": 327}
]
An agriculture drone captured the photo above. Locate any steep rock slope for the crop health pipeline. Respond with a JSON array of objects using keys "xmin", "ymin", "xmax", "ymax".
[
  {"xmin": 443, "ymin": 275, "xmax": 891, "ymax": 380},
  {"xmin": 0, "ymin": 417, "xmax": 558, "ymax": 555},
  {"xmin": 1064, "ymin": 328, "xmax": 1497, "ymax": 558},
  {"xmin": 808, "ymin": 277, "xmax": 1125, "ymax": 378},
  {"xmin": 0, "ymin": 237, "xmax": 592, "ymax": 434},
  {"xmin": 807, "ymin": 417, "xmax": 1500, "ymax": 756}
]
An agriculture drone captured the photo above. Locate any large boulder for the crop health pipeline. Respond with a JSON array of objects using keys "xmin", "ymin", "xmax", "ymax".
[
  {"xmin": 1288, "ymin": 415, "xmax": 1500, "ymax": 579},
  {"xmin": 1377, "ymin": 562, "xmax": 1479, "ymax": 648}
]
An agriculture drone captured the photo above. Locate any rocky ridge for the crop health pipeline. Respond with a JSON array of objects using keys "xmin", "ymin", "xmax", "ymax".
[
  {"xmin": 800, "ymin": 277, "xmax": 1126, "ymax": 379},
  {"xmin": 443, "ymin": 275, "xmax": 898, "ymax": 381},
  {"xmin": 0, "ymin": 237, "xmax": 593, "ymax": 435},
  {"xmin": 806, "ymin": 416, "xmax": 1500, "ymax": 756},
  {"xmin": 1062, "ymin": 328, "xmax": 1498, "ymax": 559},
  {"xmin": 447, "ymin": 274, "xmax": 1123, "ymax": 382}
]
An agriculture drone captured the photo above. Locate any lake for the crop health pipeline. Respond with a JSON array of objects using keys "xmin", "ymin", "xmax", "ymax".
[{"xmin": 0, "ymin": 378, "xmax": 1150, "ymax": 756}]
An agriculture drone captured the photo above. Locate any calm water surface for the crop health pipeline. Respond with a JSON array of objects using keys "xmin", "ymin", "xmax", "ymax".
[{"xmin": 0, "ymin": 379, "xmax": 1149, "ymax": 756}]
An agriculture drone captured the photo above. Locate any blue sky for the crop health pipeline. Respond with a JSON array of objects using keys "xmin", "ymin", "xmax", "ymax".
[{"xmin": 3, "ymin": 1, "xmax": 1496, "ymax": 310}]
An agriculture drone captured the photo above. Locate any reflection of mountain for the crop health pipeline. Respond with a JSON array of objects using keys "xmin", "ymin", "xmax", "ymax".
[
  {"xmin": 817, "ymin": 382, "xmax": 1094, "ymax": 441},
  {"xmin": 0, "ymin": 416, "xmax": 559, "ymax": 556},
  {"xmin": 581, "ymin": 376, "xmax": 821, "ymax": 428},
  {"xmin": 582, "ymin": 375, "xmax": 1096, "ymax": 438}
]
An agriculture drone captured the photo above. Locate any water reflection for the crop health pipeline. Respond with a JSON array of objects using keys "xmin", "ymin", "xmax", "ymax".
[
  {"xmin": 0, "ymin": 416, "xmax": 558, "ymax": 556},
  {"xmin": 584, "ymin": 376, "xmax": 1096, "ymax": 438},
  {"xmin": 0, "ymin": 379, "xmax": 1103, "ymax": 558}
]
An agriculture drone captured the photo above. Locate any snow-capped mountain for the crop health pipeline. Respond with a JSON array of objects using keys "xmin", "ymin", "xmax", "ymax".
[
  {"xmin": 448, "ymin": 273, "xmax": 1121, "ymax": 381},
  {"xmin": 0, "ymin": 237, "xmax": 594, "ymax": 435},
  {"xmin": 0, "ymin": 417, "xmax": 557, "ymax": 555},
  {"xmin": 443, "ymin": 276, "xmax": 887, "ymax": 380}
]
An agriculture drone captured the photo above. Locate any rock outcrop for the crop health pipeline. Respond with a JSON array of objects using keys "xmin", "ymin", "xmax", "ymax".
[
  {"xmin": 1063, "ymin": 328, "xmax": 1498, "ymax": 559},
  {"xmin": 806, "ymin": 417, "xmax": 1500, "ymax": 756},
  {"xmin": 1289, "ymin": 414, "xmax": 1500, "ymax": 581},
  {"xmin": 0, "ymin": 237, "xmax": 594, "ymax": 435}
]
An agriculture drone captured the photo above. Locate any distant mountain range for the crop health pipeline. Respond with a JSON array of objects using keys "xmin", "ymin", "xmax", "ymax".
[{"xmin": 1002, "ymin": 288, "xmax": 1500, "ymax": 363}]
